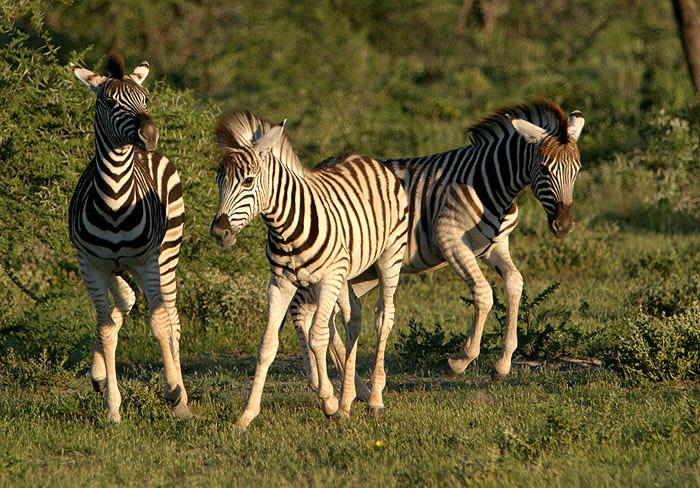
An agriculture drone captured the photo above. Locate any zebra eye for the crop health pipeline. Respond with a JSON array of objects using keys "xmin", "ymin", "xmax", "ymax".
[
  {"xmin": 102, "ymin": 97, "xmax": 117, "ymax": 109},
  {"xmin": 241, "ymin": 176, "xmax": 255, "ymax": 188}
]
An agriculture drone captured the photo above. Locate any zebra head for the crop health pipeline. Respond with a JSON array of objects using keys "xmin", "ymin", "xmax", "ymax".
[
  {"xmin": 510, "ymin": 109, "xmax": 585, "ymax": 238},
  {"xmin": 210, "ymin": 122, "xmax": 286, "ymax": 247},
  {"xmin": 70, "ymin": 51, "xmax": 158, "ymax": 151}
]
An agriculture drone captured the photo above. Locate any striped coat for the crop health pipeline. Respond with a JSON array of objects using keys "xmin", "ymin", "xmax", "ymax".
[
  {"xmin": 69, "ymin": 51, "xmax": 189, "ymax": 422},
  {"xmin": 291, "ymin": 100, "xmax": 584, "ymax": 392},
  {"xmin": 211, "ymin": 109, "xmax": 408, "ymax": 427}
]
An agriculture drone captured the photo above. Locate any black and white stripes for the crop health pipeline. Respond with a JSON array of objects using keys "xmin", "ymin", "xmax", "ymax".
[
  {"xmin": 69, "ymin": 51, "xmax": 189, "ymax": 422},
  {"xmin": 210, "ymin": 109, "xmax": 408, "ymax": 427},
  {"xmin": 290, "ymin": 100, "xmax": 584, "ymax": 390}
]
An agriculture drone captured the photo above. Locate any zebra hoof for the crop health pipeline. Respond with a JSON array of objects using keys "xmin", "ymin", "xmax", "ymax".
[
  {"xmin": 491, "ymin": 370, "xmax": 507, "ymax": 384},
  {"xmin": 107, "ymin": 410, "xmax": 121, "ymax": 424},
  {"xmin": 163, "ymin": 384, "xmax": 183, "ymax": 405},
  {"xmin": 446, "ymin": 356, "xmax": 468, "ymax": 378},
  {"xmin": 368, "ymin": 405, "xmax": 384, "ymax": 418},
  {"xmin": 331, "ymin": 409, "xmax": 351, "ymax": 421},
  {"xmin": 445, "ymin": 366, "xmax": 458, "ymax": 379},
  {"xmin": 172, "ymin": 403, "xmax": 193, "ymax": 419},
  {"xmin": 91, "ymin": 377, "xmax": 106, "ymax": 393},
  {"xmin": 321, "ymin": 396, "xmax": 339, "ymax": 418}
]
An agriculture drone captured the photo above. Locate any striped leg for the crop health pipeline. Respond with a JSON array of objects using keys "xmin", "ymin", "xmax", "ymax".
[
  {"xmin": 481, "ymin": 238, "xmax": 523, "ymax": 383},
  {"xmin": 159, "ymin": 261, "xmax": 189, "ymax": 417},
  {"xmin": 335, "ymin": 283, "xmax": 362, "ymax": 417},
  {"xmin": 133, "ymin": 259, "xmax": 188, "ymax": 415},
  {"xmin": 437, "ymin": 228, "xmax": 494, "ymax": 378},
  {"xmin": 309, "ymin": 280, "xmax": 344, "ymax": 417},
  {"xmin": 290, "ymin": 289, "xmax": 370, "ymax": 400},
  {"xmin": 90, "ymin": 273, "xmax": 137, "ymax": 394},
  {"xmin": 235, "ymin": 275, "xmax": 298, "ymax": 430},
  {"xmin": 367, "ymin": 243, "xmax": 405, "ymax": 417},
  {"xmin": 79, "ymin": 260, "xmax": 122, "ymax": 422},
  {"xmin": 290, "ymin": 291, "xmax": 320, "ymax": 392}
]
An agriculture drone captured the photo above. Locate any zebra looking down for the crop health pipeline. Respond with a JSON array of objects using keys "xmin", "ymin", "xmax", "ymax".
[
  {"xmin": 290, "ymin": 100, "xmax": 584, "ymax": 393},
  {"xmin": 69, "ymin": 51, "xmax": 188, "ymax": 422},
  {"xmin": 210, "ymin": 109, "xmax": 408, "ymax": 428}
]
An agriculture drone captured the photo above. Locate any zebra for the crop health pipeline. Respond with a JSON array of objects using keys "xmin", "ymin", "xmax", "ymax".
[
  {"xmin": 290, "ymin": 100, "xmax": 585, "ymax": 394},
  {"xmin": 69, "ymin": 51, "xmax": 189, "ymax": 422},
  {"xmin": 210, "ymin": 109, "xmax": 408, "ymax": 429}
]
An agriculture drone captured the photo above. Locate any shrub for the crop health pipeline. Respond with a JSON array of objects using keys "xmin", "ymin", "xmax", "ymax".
[
  {"xmin": 601, "ymin": 305, "xmax": 700, "ymax": 383},
  {"xmin": 468, "ymin": 282, "xmax": 585, "ymax": 361},
  {"xmin": 394, "ymin": 319, "xmax": 467, "ymax": 371}
]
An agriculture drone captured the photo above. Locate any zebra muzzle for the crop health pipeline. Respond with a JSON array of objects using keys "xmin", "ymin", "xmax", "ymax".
[
  {"xmin": 550, "ymin": 203, "xmax": 574, "ymax": 238},
  {"xmin": 210, "ymin": 214, "xmax": 238, "ymax": 247},
  {"xmin": 137, "ymin": 115, "xmax": 159, "ymax": 152}
]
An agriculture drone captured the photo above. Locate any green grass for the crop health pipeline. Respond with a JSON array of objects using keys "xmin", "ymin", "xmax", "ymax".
[
  {"xmin": 3, "ymin": 0, "xmax": 700, "ymax": 485},
  {"xmin": 2, "ymin": 359, "xmax": 699, "ymax": 487}
]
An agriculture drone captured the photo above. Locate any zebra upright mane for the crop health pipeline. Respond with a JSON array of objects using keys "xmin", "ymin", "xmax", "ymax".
[
  {"xmin": 469, "ymin": 99, "xmax": 570, "ymax": 146},
  {"xmin": 215, "ymin": 108, "xmax": 307, "ymax": 176},
  {"xmin": 104, "ymin": 50, "xmax": 126, "ymax": 79}
]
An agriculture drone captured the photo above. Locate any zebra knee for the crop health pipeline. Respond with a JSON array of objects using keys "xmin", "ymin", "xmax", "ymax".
[{"xmin": 474, "ymin": 285, "xmax": 493, "ymax": 314}]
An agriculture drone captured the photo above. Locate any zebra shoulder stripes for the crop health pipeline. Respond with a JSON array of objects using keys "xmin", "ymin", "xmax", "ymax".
[
  {"xmin": 210, "ymin": 109, "xmax": 408, "ymax": 428},
  {"xmin": 291, "ymin": 100, "xmax": 584, "ymax": 391},
  {"xmin": 69, "ymin": 51, "xmax": 188, "ymax": 422}
]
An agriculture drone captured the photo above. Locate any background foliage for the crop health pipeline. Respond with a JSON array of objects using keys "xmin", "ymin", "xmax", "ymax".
[{"xmin": 2, "ymin": 0, "xmax": 700, "ymax": 484}]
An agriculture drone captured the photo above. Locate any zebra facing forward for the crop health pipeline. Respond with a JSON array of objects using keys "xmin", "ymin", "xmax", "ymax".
[
  {"xmin": 291, "ymin": 100, "xmax": 584, "ymax": 393},
  {"xmin": 210, "ymin": 109, "xmax": 408, "ymax": 428},
  {"xmin": 69, "ymin": 52, "xmax": 189, "ymax": 422}
]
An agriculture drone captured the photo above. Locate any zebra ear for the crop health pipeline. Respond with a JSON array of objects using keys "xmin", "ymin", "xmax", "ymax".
[
  {"xmin": 509, "ymin": 116, "xmax": 548, "ymax": 144},
  {"xmin": 70, "ymin": 63, "xmax": 107, "ymax": 93},
  {"xmin": 253, "ymin": 121, "xmax": 286, "ymax": 154},
  {"xmin": 127, "ymin": 61, "xmax": 150, "ymax": 85},
  {"xmin": 567, "ymin": 110, "xmax": 585, "ymax": 142}
]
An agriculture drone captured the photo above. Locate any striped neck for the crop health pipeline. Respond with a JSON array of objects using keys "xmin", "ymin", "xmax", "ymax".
[
  {"xmin": 260, "ymin": 157, "xmax": 307, "ymax": 243},
  {"xmin": 93, "ymin": 122, "xmax": 137, "ymax": 209}
]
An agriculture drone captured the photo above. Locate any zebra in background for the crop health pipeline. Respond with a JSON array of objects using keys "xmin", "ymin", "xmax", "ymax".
[
  {"xmin": 69, "ymin": 51, "xmax": 189, "ymax": 422},
  {"xmin": 210, "ymin": 109, "xmax": 408, "ymax": 428},
  {"xmin": 291, "ymin": 100, "xmax": 584, "ymax": 392}
]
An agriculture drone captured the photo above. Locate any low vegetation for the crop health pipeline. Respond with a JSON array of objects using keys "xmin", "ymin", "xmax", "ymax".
[{"xmin": 2, "ymin": 0, "xmax": 700, "ymax": 485}]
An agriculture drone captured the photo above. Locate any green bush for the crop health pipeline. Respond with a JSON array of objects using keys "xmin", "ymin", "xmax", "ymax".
[
  {"xmin": 393, "ymin": 318, "xmax": 466, "ymax": 371},
  {"xmin": 602, "ymin": 306, "xmax": 700, "ymax": 383}
]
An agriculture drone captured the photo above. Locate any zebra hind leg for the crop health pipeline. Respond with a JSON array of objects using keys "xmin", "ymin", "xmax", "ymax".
[
  {"xmin": 335, "ymin": 283, "xmax": 363, "ymax": 418},
  {"xmin": 290, "ymin": 289, "xmax": 321, "ymax": 392}
]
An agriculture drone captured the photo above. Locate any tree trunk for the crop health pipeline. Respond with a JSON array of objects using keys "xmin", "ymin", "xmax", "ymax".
[{"xmin": 672, "ymin": 0, "xmax": 700, "ymax": 93}]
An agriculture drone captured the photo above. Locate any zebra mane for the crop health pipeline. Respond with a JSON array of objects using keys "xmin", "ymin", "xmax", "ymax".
[
  {"xmin": 215, "ymin": 108, "xmax": 307, "ymax": 176},
  {"xmin": 104, "ymin": 50, "xmax": 126, "ymax": 79},
  {"xmin": 469, "ymin": 99, "xmax": 570, "ymax": 146}
]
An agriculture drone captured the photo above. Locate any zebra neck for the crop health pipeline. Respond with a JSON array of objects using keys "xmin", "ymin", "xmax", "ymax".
[
  {"xmin": 93, "ymin": 131, "xmax": 138, "ymax": 208},
  {"xmin": 260, "ymin": 165, "xmax": 307, "ymax": 243},
  {"xmin": 469, "ymin": 137, "xmax": 536, "ymax": 214}
]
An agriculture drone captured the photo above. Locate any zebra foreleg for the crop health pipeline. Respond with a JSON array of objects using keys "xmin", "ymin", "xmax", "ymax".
[
  {"xmin": 81, "ymin": 262, "xmax": 123, "ymax": 422},
  {"xmin": 87, "ymin": 273, "xmax": 138, "ymax": 394},
  {"xmin": 137, "ymin": 263, "xmax": 189, "ymax": 417},
  {"xmin": 236, "ymin": 275, "xmax": 298, "ymax": 430},
  {"xmin": 481, "ymin": 239, "xmax": 523, "ymax": 383},
  {"xmin": 367, "ymin": 245, "xmax": 404, "ymax": 417},
  {"xmin": 290, "ymin": 288, "xmax": 370, "ymax": 401},
  {"xmin": 437, "ymin": 231, "xmax": 493, "ymax": 378}
]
